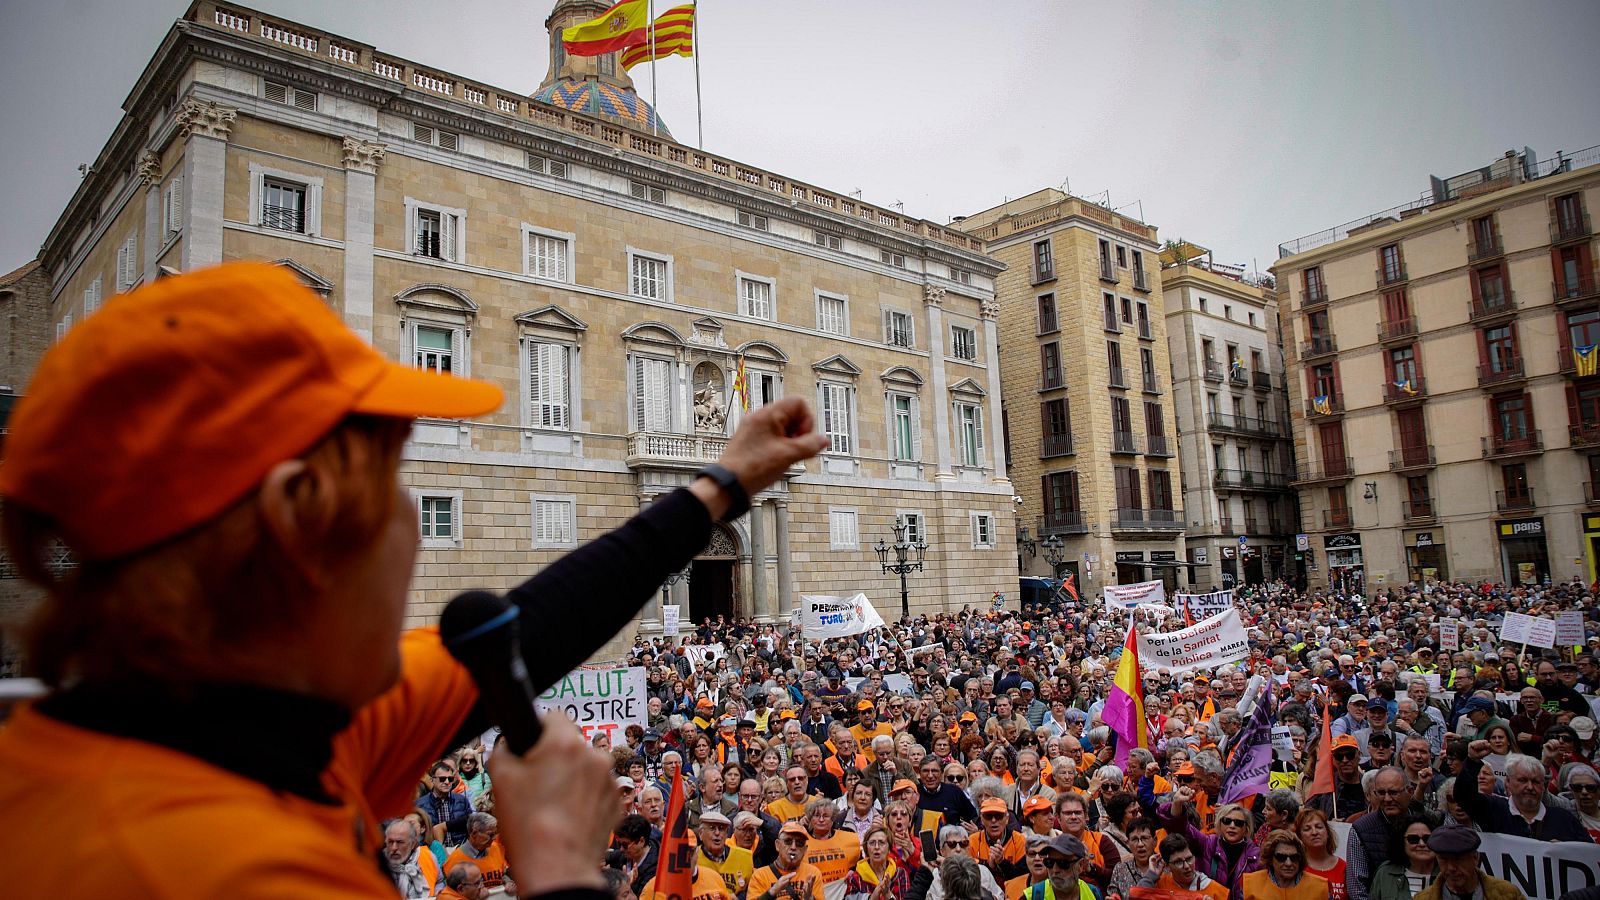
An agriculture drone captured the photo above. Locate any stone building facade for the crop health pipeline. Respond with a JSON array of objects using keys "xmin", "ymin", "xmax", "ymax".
[
  {"xmin": 1160, "ymin": 248, "xmax": 1294, "ymax": 589},
  {"xmin": 953, "ymin": 191, "xmax": 1186, "ymax": 595},
  {"xmin": 1275, "ymin": 146, "xmax": 1600, "ymax": 591},
  {"xmin": 34, "ymin": 1, "xmax": 1016, "ymax": 657}
]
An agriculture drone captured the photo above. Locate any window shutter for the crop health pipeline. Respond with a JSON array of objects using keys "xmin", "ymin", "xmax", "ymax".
[
  {"xmin": 264, "ymin": 81, "xmax": 289, "ymax": 103},
  {"xmin": 883, "ymin": 310, "xmax": 893, "ymax": 343},
  {"xmin": 909, "ymin": 394, "xmax": 922, "ymax": 461},
  {"xmin": 1568, "ymin": 384, "xmax": 1582, "ymax": 427},
  {"xmin": 535, "ymin": 500, "xmax": 550, "ymax": 543},
  {"xmin": 973, "ymin": 405, "xmax": 985, "ymax": 454},
  {"xmin": 634, "ymin": 357, "xmax": 646, "ymax": 431},
  {"xmin": 292, "ymin": 89, "xmax": 316, "ymax": 111},
  {"xmin": 438, "ymin": 131, "xmax": 458, "ymax": 151},
  {"xmin": 115, "ymin": 246, "xmax": 127, "ymax": 289},
  {"xmin": 441, "ymin": 214, "xmax": 457, "ymax": 262},
  {"xmin": 170, "ymin": 176, "xmax": 184, "ymax": 234},
  {"xmin": 450, "ymin": 326, "xmax": 465, "ymax": 377}
]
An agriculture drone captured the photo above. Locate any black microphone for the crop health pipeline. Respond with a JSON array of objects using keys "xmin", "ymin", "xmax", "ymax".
[{"xmin": 440, "ymin": 590, "xmax": 544, "ymax": 754}]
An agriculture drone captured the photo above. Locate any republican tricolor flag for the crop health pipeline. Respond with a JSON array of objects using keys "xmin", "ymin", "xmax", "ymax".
[{"xmin": 1102, "ymin": 618, "xmax": 1147, "ymax": 768}]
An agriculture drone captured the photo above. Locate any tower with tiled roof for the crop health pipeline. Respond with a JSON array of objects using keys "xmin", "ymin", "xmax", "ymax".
[{"xmin": 536, "ymin": 0, "xmax": 671, "ymax": 137}]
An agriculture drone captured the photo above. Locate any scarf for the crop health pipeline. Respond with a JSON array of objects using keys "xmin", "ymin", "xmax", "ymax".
[
  {"xmin": 854, "ymin": 858, "xmax": 898, "ymax": 887},
  {"xmin": 388, "ymin": 855, "xmax": 431, "ymax": 899}
]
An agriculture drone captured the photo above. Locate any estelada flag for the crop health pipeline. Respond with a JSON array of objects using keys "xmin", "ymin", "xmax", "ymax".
[
  {"xmin": 650, "ymin": 765, "xmax": 694, "ymax": 900},
  {"xmin": 621, "ymin": 4, "xmax": 696, "ymax": 70},
  {"xmin": 562, "ymin": 0, "xmax": 651, "ymax": 57}
]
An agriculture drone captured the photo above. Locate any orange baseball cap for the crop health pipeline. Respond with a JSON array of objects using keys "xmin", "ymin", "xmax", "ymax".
[
  {"xmin": 0, "ymin": 263, "xmax": 502, "ymax": 560},
  {"xmin": 1172, "ymin": 761, "xmax": 1196, "ymax": 776},
  {"xmin": 1331, "ymin": 735, "xmax": 1359, "ymax": 751},
  {"xmin": 1022, "ymin": 795, "xmax": 1053, "ymax": 816},
  {"xmin": 857, "ymin": 700, "xmax": 876, "ymax": 712},
  {"xmin": 890, "ymin": 778, "xmax": 917, "ymax": 795},
  {"xmin": 980, "ymin": 797, "xmax": 1009, "ymax": 815}
]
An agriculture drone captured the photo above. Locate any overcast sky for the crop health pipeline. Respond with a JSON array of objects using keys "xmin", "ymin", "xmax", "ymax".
[{"xmin": 2, "ymin": 0, "xmax": 1597, "ymax": 273}]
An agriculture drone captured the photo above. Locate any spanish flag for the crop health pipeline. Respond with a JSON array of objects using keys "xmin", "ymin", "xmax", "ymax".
[
  {"xmin": 620, "ymin": 4, "xmax": 696, "ymax": 70},
  {"xmin": 562, "ymin": 0, "xmax": 651, "ymax": 57},
  {"xmin": 1577, "ymin": 344, "xmax": 1599, "ymax": 378}
]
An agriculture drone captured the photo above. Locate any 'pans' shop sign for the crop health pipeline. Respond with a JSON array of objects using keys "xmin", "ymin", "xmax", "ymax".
[{"xmin": 1497, "ymin": 518, "xmax": 1544, "ymax": 539}]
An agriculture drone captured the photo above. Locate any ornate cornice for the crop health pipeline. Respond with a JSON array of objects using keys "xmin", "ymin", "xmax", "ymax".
[
  {"xmin": 923, "ymin": 285, "xmax": 946, "ymax": 306},
  {"xmin": 176, "ymin": 98, "xmax": 236, "ymax": 140},
  {"xmin": 342, "ymin": 136, "xmax": 386, "ymax": 173},
  {"xmin": 136, "ymin": 151, "xmax": 162, "ymax": 188},
  {"xmin": 981, "ymin": 298, "xmax": 1001, "ymax": 321}
]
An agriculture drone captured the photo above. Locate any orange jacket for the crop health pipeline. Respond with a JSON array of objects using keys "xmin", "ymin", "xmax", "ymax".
[{"xmin": 0, "ymin": 628, "xmax": 477, "ymax": 898}]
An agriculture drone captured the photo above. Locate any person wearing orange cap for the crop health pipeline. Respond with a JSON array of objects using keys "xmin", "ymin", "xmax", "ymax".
[
  {"xmin": 1021, "ymin": 796, "xmax": 1059, "ymax": 839},
  {"xmin": 969, "ymin": 797, "xmax": 1029, "ymax": 881},
  {"xmin": 851, "ymin": 699, "xmax": 895, "ymax": 761},
  {"xmin": 1309, "ymin": 736, "xmax": 1368, "ymax": 821},
  {"xmin": 748, "ymin": 821, "xmax": 826, "ymax": 900},
  {"xmin": 0, "ymin": 263, "xmax": 828, "ymax": 899}
]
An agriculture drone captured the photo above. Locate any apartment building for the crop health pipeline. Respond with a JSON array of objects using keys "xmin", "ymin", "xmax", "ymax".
[
  {"xmin": 1161, "ymin": 245, "xmax": 1294, "ymax": 587},
  {"xmin": 1275, "ymin": 146, "xmax": 1600, "ymax": 590},
  {"xmin": 29, "ymin": 1, "xmax": 1017, "ymax": 659},
  {"xmin": 953, "ymin": 191, "xmax": 1186, "ymax": 594}
]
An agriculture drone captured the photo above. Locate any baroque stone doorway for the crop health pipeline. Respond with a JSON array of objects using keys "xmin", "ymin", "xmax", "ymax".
[{"xmin": 689, "ymin": 524, "xmax": 739, "ymax": 624}]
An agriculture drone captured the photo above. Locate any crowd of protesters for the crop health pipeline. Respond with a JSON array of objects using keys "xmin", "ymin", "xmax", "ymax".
[{"xmin": 398, "ymin": 577, "xmax": 1600, "ymax": 900}]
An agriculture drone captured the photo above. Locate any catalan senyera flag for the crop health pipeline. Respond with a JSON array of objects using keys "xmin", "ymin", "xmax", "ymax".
[
  {"xmin": 647, "ymin": 765, "xmax": 693, "ymax": 900},
  {"xmin": 1102, "ymin": 619, "xmax": 1147, "ymax": 768},
  {"xmin": 620, "ymin": 4, "xmax": 696, "ymax": 71},
  {"xmin": 562, "ymin": 0, "xmax": 651, "ymax": 57},
  {"xmin": 1577, "ymin": 344, "xmax": 1599, "ymax": 378},
  {"xmin": 733, "ymin": 356, "xmax": 749, "ymax": 411}
]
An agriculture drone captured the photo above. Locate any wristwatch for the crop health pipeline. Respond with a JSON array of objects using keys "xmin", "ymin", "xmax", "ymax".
[{"xmin": 695, "ymin": 463, "xmax": 751, "ymax": 522}]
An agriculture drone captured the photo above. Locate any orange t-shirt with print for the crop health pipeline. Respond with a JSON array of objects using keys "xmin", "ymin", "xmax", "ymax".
[{"xmin": 444, "ymin": 839, "xmax": 509, "ymax": 888}]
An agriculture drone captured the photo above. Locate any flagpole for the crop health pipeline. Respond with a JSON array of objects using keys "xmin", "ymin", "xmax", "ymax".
[
  {"xmin": 693, "ymin": 1, "xmax": 703, "ymax": 148},
  {"xmin": 648, "ymin": 0, "xmax": 658, "ymax": 137}
]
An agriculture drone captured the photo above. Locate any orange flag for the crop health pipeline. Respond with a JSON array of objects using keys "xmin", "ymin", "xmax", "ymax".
[
  {"xmin": 1309, "ymin": 698, "xmax": 1335, "ymax": 797},
  {"xmin": 649, "ymin": 765, "xmax": 694, "ymax": 900}
]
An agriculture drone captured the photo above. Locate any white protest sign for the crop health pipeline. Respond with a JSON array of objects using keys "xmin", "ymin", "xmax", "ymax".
[
  {"xmin": 1439, "ymin": 621, "xmax": 1459, "ymax": 651},
  {"xmin": 1105, "ymin": 579, "xmax": 1167, "ymax": 610},
  {"xmin": 1557, "ymin": 610, "xmax": 1586, "ymax": 647},
  {"xmin": 1500, "ymin": 612, "xmax": 1548, "ymax": 646},
  {"xmin": 851, "ymin": 673, "xmax": 914, "ymax": 696},
  {"xmin": 536, "ymin": 666, "xmax": 646, "ymax": 742},
  {"xmin": 1176, "ymin": 589, "xmax": 1233, "ymax": 623},
  {"xmin": 662, "ymin": 604, "xmax": 681, "ymax": 637},
  {"xmin": 1328, "ymin": 822, "xmax": 1600, "ymax": 900},
  {"xmin": 800, "ymin": 593, "xmax": 886, "ymax": 639},
  {"xmin": 1424, "ymin": 673, "xmax": 1441, "ymax": 693},
  {"xmin": 1137, "ymin": 608, "xmax": 1250, "ymax": 674},
  {"xmin": 1526, "ymin": 617, "xmax": 1558, "ymax": 649},
  {"xmin": 682, "ymin": 642, "xmax": 726, "ymax": 668},
  {"xmin": 1271, "ymin": 725, "xmax": 1294, "ymax": 751}
]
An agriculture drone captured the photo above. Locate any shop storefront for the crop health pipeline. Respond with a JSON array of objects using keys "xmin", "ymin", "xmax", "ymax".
[
  {"xmin": 1585, "ymin": 514, "xmax": 1600, "ymax": 586},
  {"xmin": 1324, "ymin": 533, "xmax": 1365, "ymax": 595},
  {"xmin": 1150, "ymin": 550, "xmax": 1179, "ymax": 593},
  {"xmin": 1406, "ymin": 530, "xmax": 1447, "ymax": 584},
  {"xmin": 1115, "ymin": 551, "xmax": 1145, "ymax": 588},
  {"xmin": 1497, "ymin": 517, "xmax": 1549, "ymax": 586}
]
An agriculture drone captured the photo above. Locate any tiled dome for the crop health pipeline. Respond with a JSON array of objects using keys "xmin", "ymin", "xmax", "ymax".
[{"xmin": 532, "ymin": 79, "xmax": 671, "ymax": 139}]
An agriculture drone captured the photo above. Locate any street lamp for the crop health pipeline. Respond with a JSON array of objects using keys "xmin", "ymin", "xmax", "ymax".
[
  {"xmin": 875, "ymin": 522, "xmax": 927, "ymax": 621},
  {"xmin": 1042, "ymin": 534, "xmax": 1066, "ymax": 580}
]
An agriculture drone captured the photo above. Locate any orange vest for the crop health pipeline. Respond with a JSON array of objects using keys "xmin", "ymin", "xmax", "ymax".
[
  {"xmin": 825, "ymin": 752, "xmax": 869, "ymax": 781},
  {"xmin": 444, "ymin": 840, "xmax": 508, "ymax": 889},
  {"xmin": 417, "ymin": 849, "xmax": 442, "ymax": 894}
]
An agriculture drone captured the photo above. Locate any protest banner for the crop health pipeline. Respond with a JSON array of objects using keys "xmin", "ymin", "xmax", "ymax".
[
  {"xmin": 1439, "ymin": 621, "xmax": 1459, "ymax": 651},
  {"xmin": 800, "ymin": 592, "xmax": 886, "ymax": 639},
  {"xmin": 1500, "ymin": 611, "xmax": 1556, "ymax": 649},
  {"xmin": 852, "ymin": 673, "xmax": 913, "ymax": 696},
  {"xmin": 1327, "ymin": 823, "xmax": 1600, "ymax": 900},
  {"xmin": 1105, "ymin": 579, "xmax": 1166, "ymax": 610},
  {"xmin": 536, "ymin": 665, "xmax": 646, "ymax": 742},
  {"xmin": 1557, "ymin": 609, "xmax": 1586, "ymax": 647},
  {"xmin": 1526, "ymin": 617, "xmax": 1558, "ymax": 650},
  {"xmin": 1220, "ymin": 691, "xmax": 1272, "ymax": 803},
  {"xmin": 682, "ymin": 642, "xmax": 726, "ymax": 668},
  {"xmin": 1272, "ymin": 725, "xmax": 1294, "ymax": 751},
  {"xmin": 1137, "ymin": 608, "xmax": 1250, "ymax": 674},
  {"xmin": 662, "ymin": 604, "xmax": 680, "ymax": 637},
  {"xmin": 1175, "ymin": 589, "xmax": 1233, "ymax": 623}
]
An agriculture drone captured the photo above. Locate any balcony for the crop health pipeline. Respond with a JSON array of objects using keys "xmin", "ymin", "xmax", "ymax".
[
  {"xmin": 1402, "ymin": 499, "xmax": 1436, "ymax": 522},
  {"xmin": 1478, "ymin": 357, "xmax": 1526, "ymax": 387},
  {"xmin": 627, "ymin": 431, "xmax": 730, "ymax": 469},
  {"xmin": 1213, "ymin": 468, "xmax": 1288, "ymax": 491},
  {"xmin": 1132, "ymin": 268, "xmax": 1151, "ymax": 292},
  {"xmin": 1229, "ymin": 369, "xmax": 1250, "ymax": 389},
  {"xmin": 1482, "ymin": 430, "xmax": 1544, "ymax": 459},
  {"xmin": 1142, "ymin": 373, "xmax": 1161, "ymax": 394},
  {"xmin": 1218, "ymin": 516, "xmax": 1235, "ymax": 535},
  {"xmin": 1571, "ymin": 422, "xmax": 1600, "ymax": 448},
  {"xmin": 1041, "ymin": 433, "xmax": 1075, "ymax": 457},
  {"xmin": 1203, "ymin": 359, "xmax": 1224, "ymax": 382},
  {"xmin": 1099, "ymin": 259, "xmax": 1118, "ymax": 283},
  {"xmin": 1323, "ymin": 507, "xmax": 1354, "ymax": 530},
  {"xmin": 1555, "ymin": 273, "xmax": 1600, "ymax": 308},
  {"xmin": 1111, "ymin": 431, "xmax": 1140, "ymax": 454},
  {"xmin": 1032, "ymin": 263, "xmax": 1055, "ymax": 285},
  {"xmin": 1303, "ymin": 286, "xmax": 1329, "ymax": 309},
  {"xmin": 1496, "ymin": 489, "xmax": 1536, "ymax": 513},
  {"xmin": 1138, "ymin": 321, "xmax": 1154, "ymax": 341},
  {"xmin": 1038, "ymin": 510, "xmax": 1089, "ymax": 536},
  {"xmin": 1103, "ymin": 312, "xmax": 1121, "ymax": 333},
  {"xmin": 1244, "ymin": 516, "xmax": 1260, "ymax": 535},
  {"xmin": 1388, "ymin": 446, "xmax": 1437, "ymax": 471},
  {"xmin": 1377, "ymin": 263, "xmax": 1409, "ymax": 288},
  {"xmin": 1467, "ymin": 232, "xmax": 1505, "ymax": 263},
  {"xmin": 1306, "ymin": 392, "xmax": 1345, "ymax": 418},
  {"xmin": 1377, "ymin": 316, "xmax": 1418, "ymax": 344},
  {"xmin": 1112, "ymin": 507, "xmax": 1183, "ymax": 532},
  {"xmin": 1207, "ymin": 411, "xmax": 1285, "ymax": 438},
  {"xmin": 1383, "ymin": 376, "xmax": 1428, "ymax": 406},
  {"xmin": 1253, "ymin": 371, "xmax": 1274, "ymax": 392},
  {"xmin": 1294, "ymin": 456, "xmax": 1355, "ymax": 484},
  {"xmin": 1301, "ymin": 335, "xmax": 1338, "ymax": 360},
  {"xmin": 1108, "ymin": 366, "xmax": 1127, "ymax": 389},
  {"xmin": 1145, "ymin": 434, "xmax": 1174, "ymax": 457},
  {"xmin": 1552, "ymin": 213, "xmax": 1592, "ymax": 245},
  {"xmin": 1468, "ymin": 293, "xmax": 1517, "ymax": 324}
]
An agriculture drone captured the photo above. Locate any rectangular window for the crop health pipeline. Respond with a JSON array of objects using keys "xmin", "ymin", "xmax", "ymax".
[
  {"xmin": 880, "ymin": 250, "xmax": 908, "ymax": 269},
  {"xmin": 525, "ymin": 153, "xmax": 570, "ymax": 178},
  {"xmin": 971, "ymin": 513, "xmax": 994, "ymax": 549},
  {"xmin": 1379, "ymin": 244, "xmax": 1404, "ymax": 282},
  {"xmin": 1040, "ymin": 342, "xmax": 1062, "ymax": 389},
  {"xmin": 1312, "ymin": 363, "xmax": 1338, "ymax": 398},
  {"xmin": 1569, "ymin": 308, "xmax": 1600, "ymax": 349},
  {"xmin": 532, "ymin": 497, "xmax": 576, "ymax": 547},
  {"xmin": 1397, "ymin": 407, "xmax": 1427, "ymax": 457},
  {"xmin": 813, "ymin": 232, "xmax": 843, "ymax": 251},
  {"xmin": 1502, "ymin": 464, "xmax": 1531, "ymax": 505},
  {"xmin": 1113, "ymin": 465, "xmax": 1142, "ymax": 510},
  {"xmin": 895, "ymin": 512, "xmax": 924, "ymax": 545},
  {"xmin": 884, "ymin": 310, "xmax": 915, "ymax": 348},
  {"xmin": 1042, "ymin": 398, "xmax": 1071, "ymax": 456},
  {"xmin": 634, "ymin": 356, "xmax": 673, "ymax": 432},
  {"xmin": 1144, "ymin": 401, "xmax": 1164, "ymax": 439},
  {"xmin": 951, "ymin": 325, "xmax": 977, "ymax": 361},
  {"xmin": 956, "ymin": 401, "xmax": 985, "ymax": 467},
  {"xmin": 630, "ymin": 253, "xmax": 670, "ymax": 300},
  {"xmin": 829, "ymin": 508, "xmax": 859, "ymax": 549},
  {"xmin": 1037, "ymin": 293, "xmax": 1058, "ymax": 333},
  {"xmin": 1556, "ymin": 192, "xmax": 1585, "ymax": 235},
  {"xmin": 528, "ymin": 342, "xmax": 570, "ymax": 429},
  {"xmin": 629, "ymin": 181, "xmax": 666, "ymax": 204},
  {"xmin": 1318, "ymin": 422, "xmax": 1348, "ymax": 470},
  {"xmin": 1576, "ymin": 384, "xmax": 1600, "ymax": 429},
  {"xmin": 116, "ymin": 234, "xmax": 138, "ymax": 289},
  {"xmin": 414, "ymin": 208, "xmax": 459, "ymax": 261},
  {"xmin": 1482, "ymin": 324, "xmax": 1516, "ymax": 372},
  {"xmin": 1121, "ymin": 296, "xmax": 1134, "ymax": 325},
  {"xmin": 1148, "ymin": 469, "xmax": 1173, "ymax": 511},
  {"xmin": 891, "ymin": 393, "xmax": 916, "ymax": 461},
  {"xmin": 418, "ymin": 494, "xmax": 460, "ymax": 547},
  {"xmin": 749, "ymin": 370, "xmax": 778, "ymax": 410},
  {"xmin": 1107, "ymin": 341, "xmax": 1124, "ymax": 387},
  {"xmin": 1389, "ymin": 345, "xmax": 1419, "ymax": 385},
  {"xmin": 740, "ymin": 277, "xmax": 773, "ymax": 319},
  {"xmin": 263, "ymin": 80, "xmax": 317, "ymax": 111},
  {"xmin": 262, "ymin": 177, "xmax": 305, "ymax": 230},
  {"xmin": 816, "ymin": 293, "xmax": 847, "ymax": 335},
  {"xmin": 412, "ymin": 123, "xmax": 458, "ymax": 150},
  {"xmin": 1472, "ymin": 215, "xmax": 1496, "ymax": 250},
  {"xmin": 1140, "ymin": 347, "xmax": 1157, "ymax": 391},
  {"xmin": 1304, "ymin": 266, "xmax": 1326, "ymax": 303},
  {"xmin": 820, "ymin": 382, "xmax": 853, "ymax": 454},
  {"xmin": 1103, "ymin": 293, "xmax": 1120, "ymax": 332},
  {"xmin": 1044, "ymin": 471, "xmax": 1079, "ymax": 517},
  {"xmin": 1475, "ymin": 266, "xmax": 1507, "ymax": 308},
  {"xmin": 1033, "ymin": 239, "xmax": 1054, "ymax": 281},
  {"xmin": 1136, "ymin": 301, "xmax": 1152, "ymax": 338},
  {"xmin": 737, "ymin": 210, "xmax": 769, "ymax": 231},
  {"xmin": 525, "ymin": 231, "xmax": 570, "ymax": 281},
  {"xmin": 414, "ymin": 324, "xmax": 455, "ymax": 374},
  {"xmin": 162, "ymin": 176, "xmax": 183, "ymax": 237},
  {"xmin": 1116, "ymin": 245, "xmax": 1128, "ymax": 268},
  {"xmin": 1493, "ymin": 394, "xmax": 1531, "ymax": 441}
]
